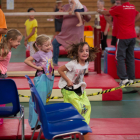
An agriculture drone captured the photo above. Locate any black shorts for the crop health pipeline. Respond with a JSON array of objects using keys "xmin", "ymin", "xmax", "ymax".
[
  {"xmin": 111, "ymin": 36, "xmax": 118, "ymax": 46},
  {"xmin": 74, "ymin": 8, "xmax": 84, "ymax": 12},
  {"xmin": 64, "ymin": 86, "xmax": 82, "ymax": 96},
  {"xmin": 0, "ymin": 73, "xmax": 7, "ymax": 79}
]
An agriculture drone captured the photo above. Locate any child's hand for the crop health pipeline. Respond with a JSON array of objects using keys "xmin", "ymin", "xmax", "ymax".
[
  {"xmin": 37, "ymin": 66, "xmax": 43, "ymax": 71},
  {"xmin": 67, "ymin": 80, "xmax": 73, "ymax": 87},
  {"xmin": 69, "ymin": 11, "xmax": 73, "ymax": 15}
]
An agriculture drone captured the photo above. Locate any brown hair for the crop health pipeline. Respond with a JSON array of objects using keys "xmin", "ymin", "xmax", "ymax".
[
  {"xmin": 33, "ymin": 34, "xmax": 51, "ymax": 52},
  {"xmin": 0, "ymin": 29, "xmax": 22, "ymax": 58},
  {"xmin": 67, "ymin": 41, "xmax": 99, "ymax": 62}
]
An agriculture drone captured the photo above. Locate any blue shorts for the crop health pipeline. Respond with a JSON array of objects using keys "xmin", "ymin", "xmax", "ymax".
[{"xmin": 74, "ymin": 8, "xmax": 84, "ymax": 12}]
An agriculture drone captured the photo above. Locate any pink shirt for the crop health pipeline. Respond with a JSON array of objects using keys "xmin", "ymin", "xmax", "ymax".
[
  {"xmin": 0, "ymin": 52, "xmax": 11, "ymax": 74},
  {"xmin": 56, "ymin": 4, "xmax": 89, "ymax": 48}
]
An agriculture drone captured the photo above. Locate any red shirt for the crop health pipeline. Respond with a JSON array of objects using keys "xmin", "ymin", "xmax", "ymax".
[
  {"xmin": 109, "ymin": 2, "xmax": 139, "ymax": 39},
  {"xmin": 100, "ymin": 8, "xmax": 108, "ymax": 32},
  {"xmin": 110, "ymin": 6, "xmax": 118, "ymax": 37}
]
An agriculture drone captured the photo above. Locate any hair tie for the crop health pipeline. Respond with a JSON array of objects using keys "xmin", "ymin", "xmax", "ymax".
[{"xmin": 4, "ymin": 35, "xmax": 7, "ymax": 37}]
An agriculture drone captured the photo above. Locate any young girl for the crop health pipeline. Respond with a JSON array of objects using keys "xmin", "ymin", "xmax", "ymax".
[
  {"xmin": 68, "ymin": 0, "xmax": 84, "ymax": 27},
  {"xmin": 0, "ymin": 29, "xmax": 22, "ymax": 79},
  {"xmin": 58, "ymin": 41, "xmax": 98, "ymax": 124},
  {"xmin": 0, "ymin": 29, "xmax": 22, "ymax": 125},
  {"xmin": 24, "ymin": 8, "xmax": 38, "ymax": 56},
  {"xmin": 24, "ymin": 34, "xmax": 54, "ymax": 129}
]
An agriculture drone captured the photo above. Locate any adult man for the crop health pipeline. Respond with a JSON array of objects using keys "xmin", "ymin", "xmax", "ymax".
[
  {"xmin": 98, "ymin": 0, "xmax": 140, "ymax": 86},
  {"xmin": 52, "ymin": 4, "xmax": 91, "ymax": 66},
  {"xmin": 0, "ymin": 9, "xmax": 7, "ymax": 42}
]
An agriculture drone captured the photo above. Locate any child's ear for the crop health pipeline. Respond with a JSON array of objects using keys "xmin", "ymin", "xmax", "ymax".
[
  {"xmin": 9, "ymin": 38, "xmax": 13, "ymax": 43},
  {"xmin": 37, "ymin": 45, "xmax": 41, "ymax": 49}
]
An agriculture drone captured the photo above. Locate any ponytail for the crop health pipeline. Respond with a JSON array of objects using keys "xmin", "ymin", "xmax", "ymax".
[
  {"xmin": 0, "ymin": 35, "xmax": 9, "ymax": 58},
  {"xmin": 33, "ymin": 41, "xmax": 39, "ymax": 52}
]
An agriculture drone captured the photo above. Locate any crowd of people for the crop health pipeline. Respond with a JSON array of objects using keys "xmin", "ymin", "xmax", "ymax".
[{"xmin": 0, "ymin": 0, "xmax": 140, "ymax": 128}]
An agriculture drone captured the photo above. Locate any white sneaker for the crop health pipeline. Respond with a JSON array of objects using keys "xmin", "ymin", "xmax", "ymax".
[
  {"xmin": 119, "ymin": 79, "xmax": 129, "ymax": 86},
  {"xmin": 129, "ymin": 80, "xmax": 134, "ymax": 84}
]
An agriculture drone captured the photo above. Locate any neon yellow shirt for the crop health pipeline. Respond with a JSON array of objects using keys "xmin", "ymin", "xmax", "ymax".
[{"xmin": 24, "ymin": 19, "xmax": 38, "ymax": 42}]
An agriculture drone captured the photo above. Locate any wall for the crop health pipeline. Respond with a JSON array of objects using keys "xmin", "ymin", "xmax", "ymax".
[{"xmin": 1, "ymin": 0, "xmax": 140, "ymax": 36}]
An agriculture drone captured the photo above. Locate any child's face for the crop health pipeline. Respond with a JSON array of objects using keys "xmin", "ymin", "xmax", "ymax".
[
  {"xmin": 40, "ymin": 41, "xmax": 52, "ymax": 53},
  {"xmin": 97, "ymin": 1, "xmax": 103, "ymax": 9},
  {"xmin": 29, "ymin": 10, "xmax": 35, "ymax": 19},
  {"xmin": 9, "ymin": 35, "xmax": 22, "ymax": 49},
  {"xmin": 57, "ymin": 2, "xmax": 62, "ymax": 6},
  {"xmin": 78, "ymin": 44, "xmax": 89, "ymax": 62},
  {"xmin": 115, "ymin": 0, "xmax": 121, "ymax": 5}
]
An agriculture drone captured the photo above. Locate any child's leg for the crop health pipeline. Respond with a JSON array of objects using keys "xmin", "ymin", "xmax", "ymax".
[{"xmin": 75, "ymin": 12, "xmax": 83, "ymax": 27}]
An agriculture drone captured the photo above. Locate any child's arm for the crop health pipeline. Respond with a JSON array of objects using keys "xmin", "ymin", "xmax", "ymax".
[
  {"xmin": 104, "ymin": 22, "xmax": 110, "ymax": 35},
  {"xmin": 24, "ymin": 27, "xmax": 36, "ymax": 42},
  {"xmin": 69, "ymin": 0, "xmax": 76, "ymax": 15},
  {"xmin": 58, "ymin": 65, "xmax": 73, "ymax": 87},
  {"xmin": 24, "ymin": 56, "xmax": 43, "ymax": 71}
]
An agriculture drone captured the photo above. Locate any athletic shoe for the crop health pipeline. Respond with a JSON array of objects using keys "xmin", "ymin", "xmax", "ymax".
[
  {"xmin": 129, "ymin": 80, "xmax": 134, "ymax": 84},
  {"xmin": 119, "ymin": 79, "xmax": 129, "ymax": 86}
]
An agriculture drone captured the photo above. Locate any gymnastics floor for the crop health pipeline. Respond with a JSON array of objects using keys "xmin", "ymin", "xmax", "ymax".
[{"xmin": 0, "ymin": 118, "xmax": 140, "ymax": 140}]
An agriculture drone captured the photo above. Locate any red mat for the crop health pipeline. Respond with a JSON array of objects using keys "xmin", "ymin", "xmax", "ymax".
[
  {"xmin": 0, "ymin": 119, "xmax": 19, "ymax": 139},
  {"xmin": 17, "ymin": 118, "xmax": 140, "ymax": 140}
]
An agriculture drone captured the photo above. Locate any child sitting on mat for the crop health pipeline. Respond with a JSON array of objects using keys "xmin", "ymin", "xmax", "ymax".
[
  {"xmin": 58, "ymin": 41, "xmax": 98, "ymax": 124},
  {"xmin": 68, "ymin": 0, "xmax": 84, "ymax": 27},
  {"xmin": 24, "ymin": 34, "xmax": 54, "ymax": 130}
]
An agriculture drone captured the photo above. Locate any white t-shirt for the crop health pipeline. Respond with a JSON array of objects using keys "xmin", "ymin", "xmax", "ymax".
[
  {"xmin": 69, "ymin": 0, "xmax": 83, "ymax": 9},
  {"xmin": 58, "ymin": 60, "xmax": 89, "ymax": 91}
]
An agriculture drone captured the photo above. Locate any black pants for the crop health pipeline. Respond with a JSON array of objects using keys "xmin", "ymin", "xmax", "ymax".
[
  {"xmin": 116, "ymin": 38, "xmax": 136, "ymax": 80},
  {"xmin": 101, "ymin": 32, "xmax": 108, "ymax": 50},
  {"xmin": 0, "ymin": 73, "xmax": 7, "ymax": 79},
  {"xmin": 111, "ymin": 36, "xmax": 118, "ymax": 46}
]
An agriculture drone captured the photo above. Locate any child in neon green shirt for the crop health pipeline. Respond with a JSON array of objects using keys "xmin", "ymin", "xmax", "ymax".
[{"xmin": 24, "ymin": 8, "xmax": 38, "ymax": 56}]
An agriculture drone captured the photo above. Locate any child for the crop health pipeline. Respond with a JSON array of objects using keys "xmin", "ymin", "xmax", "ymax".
[
  {"xmin": 97, "ymin": 0, "xmax": 110, "ymax": 56},
  {"xmin": 68, "ymin": 0, "xmax": 84, "ymax": 27},
  {"xmin": 24, "ymin": 8, "xmax": 38, "ymax": 56},
  {"xmin": 0, "ymin": 29, "xmax": 22, "ymax": 125},
  {"xmin": 54, "ymin": 0, "xmax": 63, "ymax": 36},
  {"xmin": 58, "ymin": 41, "xmax": 98, "ymax": 124},
  {"xmin": 24, "ymin": 34, "xmax": 54, "ymax": 130},
  {"xmin": 0, "ymin": 29, "xmax": 22, "ymax": 79}
]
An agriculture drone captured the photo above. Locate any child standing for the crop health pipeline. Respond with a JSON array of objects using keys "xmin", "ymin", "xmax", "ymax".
[
  {"xmin": 68, "ymin": 0, "xmax": 84, "ymax": 27},
  {"xmin": 97, "ymin": 0, "xmax": 110, "ymax": 56},
  {"xmin": 24, "ymin": 34, "xmax": 54, "ymax": 129},
  {"xmin": 24, "ymin": 8, "xmax": 38, "ymax": 56},
  {"xmin": 0, "ymin": 29, "xmax": 22, "ymax": 125},
  {"xmin": 54, "ymin": 0, "xmax": 63, "ymax": 36},
  {"xmin": 58, "ymin": 41, "xmax": 98, "ymax": 124}
]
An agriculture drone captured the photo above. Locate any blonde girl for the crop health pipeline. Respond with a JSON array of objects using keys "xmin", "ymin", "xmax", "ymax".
[
  {"xmin": 0, "ymin": 29, "xmax": 22, "ymax": 78},
  {"xmin": 58, "ymin": 41, "xmax": 98, "ymax": 124},
  {"xmin": 24, "ymin": 34, "xmax": 54, "ymax": 130}
]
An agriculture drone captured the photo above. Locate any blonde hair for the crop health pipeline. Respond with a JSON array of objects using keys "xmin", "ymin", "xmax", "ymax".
[
  {"xmin": 0, "ymin": 29, "xmax": 22, "ymax": 58},
  {"xmin": 33, "ymin": 34, "xmax": 51, "ymax": 52}
]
